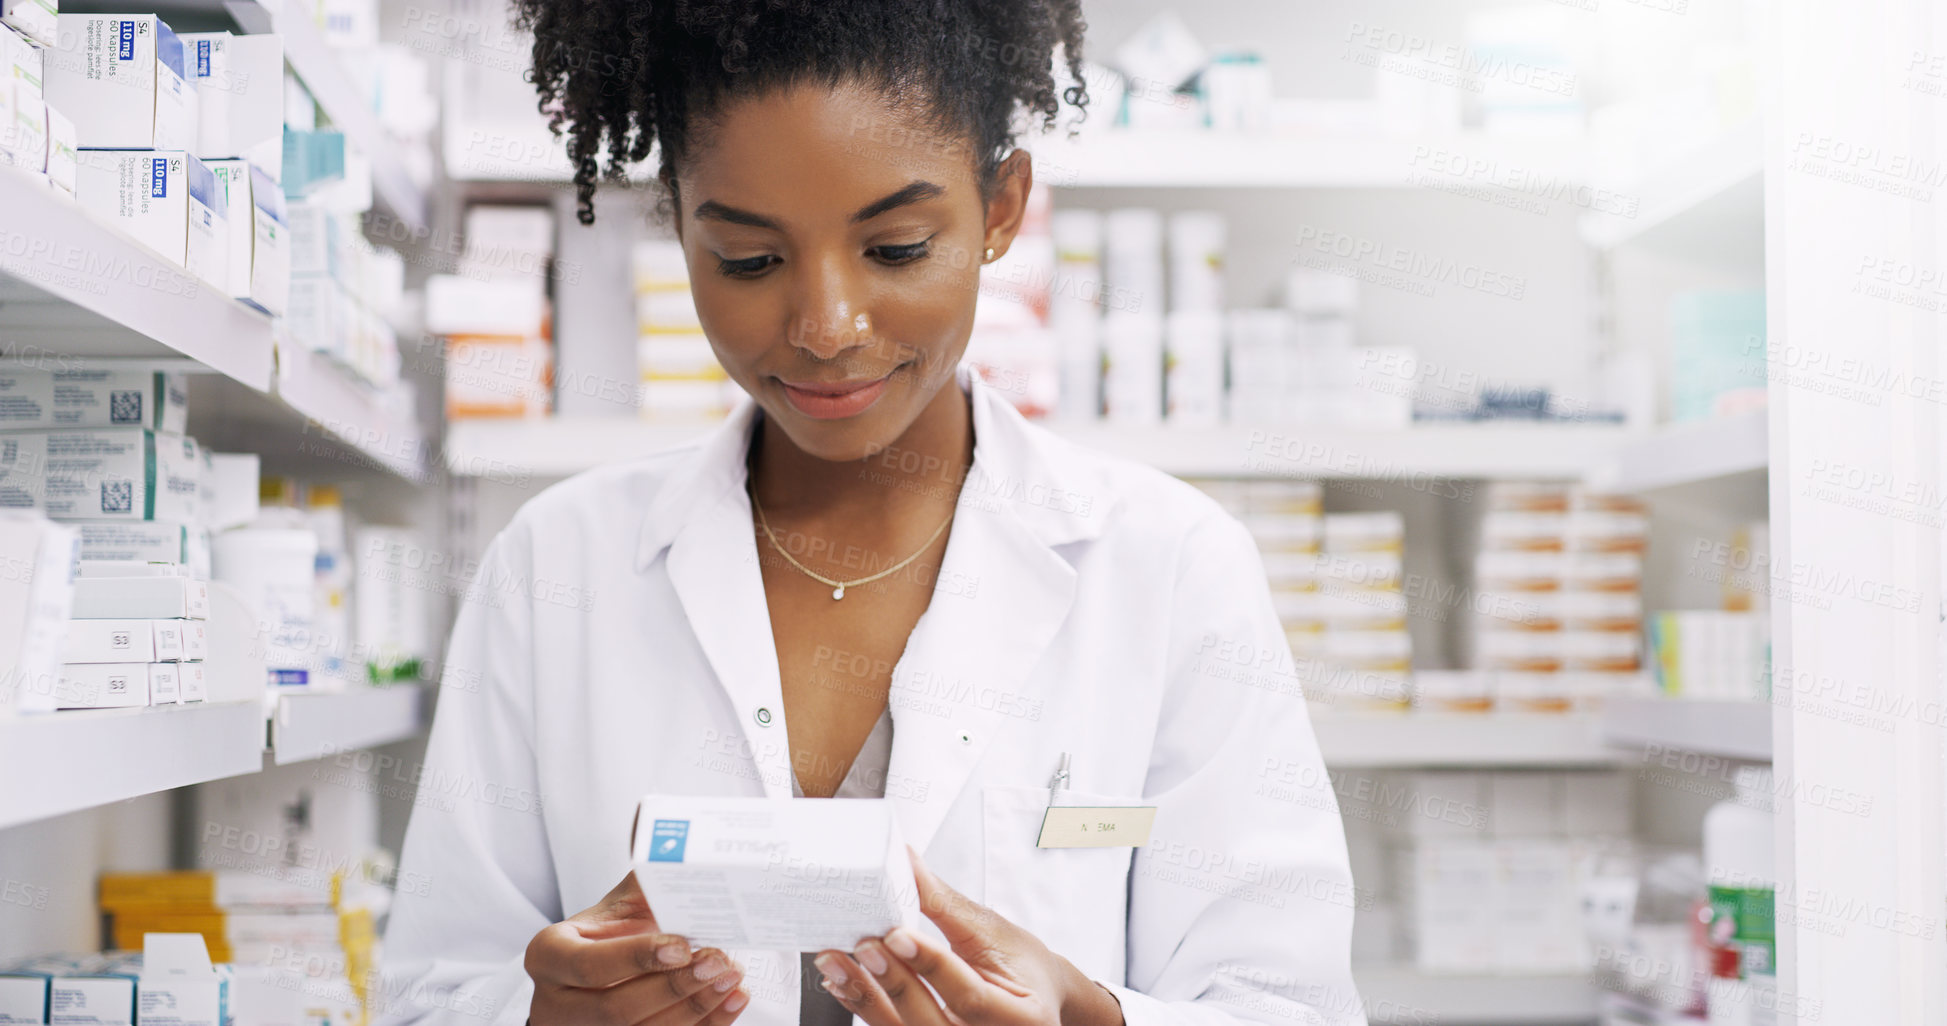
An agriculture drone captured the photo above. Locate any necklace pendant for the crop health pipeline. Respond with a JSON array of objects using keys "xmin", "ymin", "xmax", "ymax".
[{"xmin": 832, "ymin": 585, "xmax": 845, "ymax": 601}]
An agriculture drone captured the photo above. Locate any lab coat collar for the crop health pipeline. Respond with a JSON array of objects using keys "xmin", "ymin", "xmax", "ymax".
[{"xmin": 634, "ymin": 366, "xmax": 1116, "ymax": 569}]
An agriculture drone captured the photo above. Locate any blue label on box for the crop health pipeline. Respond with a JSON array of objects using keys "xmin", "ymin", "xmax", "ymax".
[
  {"xmin": 118, "ymin": 21, "xmax": 135, "ymax": 61},
  {"xmin": 150, "ymin": 159, "xmax": 168, "ymax": 198},
  {"xmin": 197, "ymin": 39, "xmax": 211, "ymax": 77},
  {"xmin": 648, "ymin": 820, "xmax": 689, "ymax": 862}
]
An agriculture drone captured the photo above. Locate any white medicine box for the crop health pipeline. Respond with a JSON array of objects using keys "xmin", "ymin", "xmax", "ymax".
[
  {"xmin": 46, "ymin": 14, "xmax": 197, "ymax": 150},
  {"xmin": 0, "ymin": 77, "xmax": 44, "ymax": 171},
  {"xmin": 207, "ymin": 159, "xmax": 288, "ymax": 314},
  {"xmin": 0, "ymin": 0, "xmax": 54, "ymax": 48},
  {"xmin": 176, "ymin": 31, "xmax": 282, "ymax": 178},
  {"xmin": 75, "ymin": 150, "xmax": 226, "ymax": 286}
]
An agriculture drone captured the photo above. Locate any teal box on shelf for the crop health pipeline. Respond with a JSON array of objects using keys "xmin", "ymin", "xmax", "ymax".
[
  {"xmin": 280, "ymin": 127, "xmax": 345, "ymax": 198},
  {"xmin": 1670, "ymin": 290, "xmax": 1767, "ymax": 423}
]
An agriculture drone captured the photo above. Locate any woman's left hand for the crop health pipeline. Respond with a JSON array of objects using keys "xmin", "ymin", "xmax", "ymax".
[{"xmin": 812, "ymin": 847, "xmax": 1125, "ymax": 1026}]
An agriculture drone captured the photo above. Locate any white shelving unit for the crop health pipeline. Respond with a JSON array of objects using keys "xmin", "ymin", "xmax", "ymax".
[
  {"xmin": 1027, "ymin": 131, "xmax": 1586, "ymax": 189},
  {"xmin": 1315, "ymin": 712, "xmax": 1619, "ymax": 768},
  {"xmin": 1591, "ymin": 409, "xmax": 1768, "ymax": 494},
  {"xmin": 1601, "ymin": 698, "xmax": 1772, "ymax": 762},
  {"xmin": 271, "ymin": 686, "xmax": 430, "ymax": 765},
  {"xmin": 1578, "ymin": 118, "xmax": 1764, "ymax": 264},
  {"xmin": 0, "ymin": 702, "xmax": 266, "ymax": 830},
  {"xmin": 0, "ymin": 167, "xmax": 275, "ymax": 388},
  {"xmin": 445, "ymin": 417, "xmax": 1632, "ymax": 480},
  {"xmin": 1353, "ymin": 966, "xmax": 1599, "ymax": 1024}
]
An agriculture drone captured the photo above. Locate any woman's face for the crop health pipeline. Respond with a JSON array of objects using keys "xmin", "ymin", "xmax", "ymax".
[{"xmin": 673, "ymin": 81, "xmax": 1029, "ymax": 463}]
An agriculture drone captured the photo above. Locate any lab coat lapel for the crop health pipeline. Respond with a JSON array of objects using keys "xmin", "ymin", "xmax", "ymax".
[
  {"xmin": 885, "ymin": 376, "xmax": 1107, "ymax": 855},
  {"xmin": 642, "ymin": 404, "xmax": 796, "ymax": 799}
]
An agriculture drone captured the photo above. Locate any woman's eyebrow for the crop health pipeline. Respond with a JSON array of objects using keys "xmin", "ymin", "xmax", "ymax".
[{"xmin": 850, "ymin": 181, "xmax": 944, "ymax": 222}]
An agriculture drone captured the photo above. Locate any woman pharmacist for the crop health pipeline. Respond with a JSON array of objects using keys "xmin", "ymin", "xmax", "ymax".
[{"xmin": 378, "ymin": 3, "xmax": 1360, "ymax": 1025}]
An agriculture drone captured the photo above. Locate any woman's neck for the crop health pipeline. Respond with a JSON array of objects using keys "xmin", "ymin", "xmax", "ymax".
[{"xmin": 748, "ymin": 379, "xmax": 974, "ymax": 523}]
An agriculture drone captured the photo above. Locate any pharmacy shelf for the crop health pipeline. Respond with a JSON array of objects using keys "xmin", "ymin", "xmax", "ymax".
[
  {"xmin": 0, "ymin": 166, "xmax": 275, "ymax": 389},
  {"xmin": 1354, "ymin": 966, "xmax": 1598, "ymax": 1024},
  {"xmin": 1579, "ymin": 119, "xmax": 1764, "ymax": 264},
  {"xmin": 1587, "ymin": 409, "xmax": 1768, "ymax": 494},
  {"xmin": 270, "ymin": 686, "xmax": 430, "ymax": 765},
  {"xmin": 1028, "ymin": 131, "xmax": 1587, "ymax": 189},
  {"xmin": 0, "ymin": 702, "xmax": 266, "ymax": 830},
  {"xmin": 445, "ymin": 417, "xmax": 1632, "ymax": 480},
  {"xmin": 269, "ymin": 345, "xmax": 430, "ymax": 481},
  {"xmin": 1601, "ymin": 698, "xmax": 1772, "ymax": 762},
  {"xmin": 1314, "ymin": 712, "xmax": 1621, "ymax": 768}
]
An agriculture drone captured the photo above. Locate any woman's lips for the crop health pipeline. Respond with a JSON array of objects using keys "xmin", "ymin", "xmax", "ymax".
[{"xmin": 778, "ymin": 374, "xmax": 892, "ymax": 420}]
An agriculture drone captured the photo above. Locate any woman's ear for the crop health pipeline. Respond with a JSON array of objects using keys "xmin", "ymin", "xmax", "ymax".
[{"xmin": 981, "ymin": 149, "xmax": 1035, "ymax": 263}]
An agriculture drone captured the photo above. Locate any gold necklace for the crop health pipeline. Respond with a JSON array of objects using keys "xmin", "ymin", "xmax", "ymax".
[{"xmin": 749, "ymin": 485, "xmax": 957, "ymax": 600}]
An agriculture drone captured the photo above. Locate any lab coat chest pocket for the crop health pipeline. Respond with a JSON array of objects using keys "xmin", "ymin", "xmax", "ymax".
[{"xmin": 981, "ymin": 786, "xmax": 1132, "ymax": 985}]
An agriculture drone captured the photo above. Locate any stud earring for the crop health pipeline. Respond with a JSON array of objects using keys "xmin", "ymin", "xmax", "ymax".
[{"xmin": 983, "ymin": 247, "xmax": 995, "ymax": 263}]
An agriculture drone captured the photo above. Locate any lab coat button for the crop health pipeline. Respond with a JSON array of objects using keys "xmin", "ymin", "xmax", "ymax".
[{"xmin": 755, "ymin": 707, "xmax": 773, "ymax": 726}]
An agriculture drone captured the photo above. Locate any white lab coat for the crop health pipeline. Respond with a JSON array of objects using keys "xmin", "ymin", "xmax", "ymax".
[{"xmin": 376, "ymin": 370, "xmax": 1364, "ymax": 1026}]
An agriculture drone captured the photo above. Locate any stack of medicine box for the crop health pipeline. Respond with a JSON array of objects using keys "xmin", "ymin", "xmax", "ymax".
[
  {"xmin": 432, "ymin": 204, "xmax": 555, "ymax": 419},
  {"xmin": 287, "ymin": 198, "xmax": 405, "ymax": 387},
  {"xmin": 1473, "ymin": 483, "xmax": 1650, "ymax": 710},
  {"xmin": 634, "ymin": 239, "xmax": 737, "ymax": 420},
  {"xmin": 0, "ymin": 7, "xmax": 79, "ymax": 196},
  {"xmin": 46, "ymin": 16, "xmax": 289, "ymax": 313},
  {"xmin": 1337, "ymin": 768, "xmax": 1632, "ymax": 972},
  {"xmin": 1313, "ymin": 511, "xmax": 1410, "ymax": 709},
  {"xmin": 0, "ymin": 935, "xmax": 238, "ymax": 1026}
]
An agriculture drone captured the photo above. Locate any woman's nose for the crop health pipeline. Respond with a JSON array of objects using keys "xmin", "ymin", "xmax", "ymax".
[{"xmin": 787, "ymin": 256, "xmax": 876, "ymax": 362}]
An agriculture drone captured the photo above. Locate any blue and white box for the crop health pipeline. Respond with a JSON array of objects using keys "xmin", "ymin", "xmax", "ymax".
[
  {"xmin": 175, "ymin": 31, "xmax": 283, "ymax": 179},
  {"xmin": 631, "ymin": 795, "xmax": 921, "ymax": 951},
  {"xmin": 45, "ymin": 13, "xmax": 196, "ymax": 149},
  {"xmin": 74, "ymin": 150, "xmax": 226, "ymax": 286},
  {"xmin": 206, "ymin": 159, "xmax": 288, "ymax": 314}
]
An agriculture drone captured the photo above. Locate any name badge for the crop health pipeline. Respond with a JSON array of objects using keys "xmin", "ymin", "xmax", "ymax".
[{"xmin": 1036, "ymin": 805, "xmax": 1157, "ymax": 848}]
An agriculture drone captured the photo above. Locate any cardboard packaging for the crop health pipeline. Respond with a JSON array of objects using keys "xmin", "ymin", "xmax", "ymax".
[
  {"xmin": 0, "ymin": 512, "xmax": 76, "ymax": 713},
  {"xmin": 0, "ymin": 369, "xmax": 188, "ymax": 432},
  {"xmin": 149, "ymin": 658, "xmax": 179, "ymax": 701},
  {"xmin": 631, "ymin": 796, "xmax": 920, "ymax": 951},
  {"xmin": 0, "ymin": 969, "xmax": 47, "ymax": 1024},
  {"xmin": 72, "ymin": 575, "xmax": 209, "ymax": 619},
  {"xmin": 0, "ymin": 77, "xmax": 44, "ymax": 170},
  {"xmin": 16, "ymin": 428, "xmax": 200, "ymax": 522},
  {"xmin": 73, "ymin": 520, "xmax": 205, "ymax": 571},
  {"xmin": 42, "ymin": 102, "xmax": 71, "ymax": 193},
  {"xmin": 206, "ymin": 159, "xmax": 288, "ymax": 314},
  {"xmin": 46, "ymin": 13, "xmax": 195, "ymax": 149},
  {"xmin": 62, "ymin": 618, "xmax": 160, "ymax": 663},
  {"xmin": 176, "ymin": 31, "xmax": 281, "ymax": 178},
  {"xmin": 0, "ymin": 0, "xmax": 53, "ymax": 48},
  {"xmin": 55, "ymin": 661, "xmax": 150, "ymax": 707},
  {"xmin": 180, "ymin": 659, "xmax": 205, "ymax": 701},
  {"xmin": 1, "ymin": 22, "xmax": 40, "ymax": 97},
  {"xmin": 74, "ymin": 150, "xmax": 225, "ymax": 286},
  {"xmin": 137, "ymin": 934, "xmax": 231, "ymax": 1026}
]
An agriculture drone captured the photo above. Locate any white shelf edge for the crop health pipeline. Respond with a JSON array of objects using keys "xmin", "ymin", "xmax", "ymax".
[
  {"xmin": 274, "ymin": 344, "xmax": 431, "ymax": 481},
  {"xmin": 1353, "ymin": 965, "xmax": 1598, "ymax": 1024},
  {"xmin": 249, "ymin": 0, "xmax": 429, "ymax": 232},
  {"xmin": 0, "ymin": 166, "xmax": 275, "ymax": 389},
  {"xmin": 1589, "ymin": 410, "xmax": 1768, "ymax": 493},
  {"xmin": 1314, "ymin": 712, "xmax": 1621, "ymax": 768},
  {"xmin": 445, "ymin": 418, "xmax": 1632, "ymax": 481},
  {"xmin": 0, "ymin": 701, "xmax": 266, "ymax": 830},
  {"xmin": 271, "ymin": 686, "xmax": 429, "ymax": 765},
  {"xmin": 1601, "ymin": 698, "xmax": 1772, "ymax": 762},
  {"xmin": 1579, "ymin": 119, "xmax": 1763, "ymax": 251}
]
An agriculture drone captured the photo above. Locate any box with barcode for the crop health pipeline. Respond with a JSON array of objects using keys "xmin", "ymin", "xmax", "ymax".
[
  {"xmin": 631, "ymin": 795, "xmax": 920, "ymax": 951},
  {"xmin": 55, "ymin": 662, "xmax": 151, "ymax": 707},
  {"xmin": 0, "ymin": 370, "xmax": 188, "ymax": 433},
  {"xmin": 19, "ymin": 428, "xmax": 199, "ymax": 522}
]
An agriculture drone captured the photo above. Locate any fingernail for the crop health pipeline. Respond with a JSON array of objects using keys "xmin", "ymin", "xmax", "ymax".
[
  {"xmin": 694, "ymin": 956, "xmax": 726, "ymax": 981},
  {"xmin": 814, "ymin": 954, "xmax": 848, "ymax": 986},
  {"xmin": 855, "ymin": 944, "xmax": 889, "ymax": 976},
  {"xmin": 885, "ymin": 929, "xmax": 918, "ymax": 960},
  {"xmin": 657, "ymin": 942, "xmax": 688, "ymax": 966},
  {"xmin": 822, "ymin": 980, "xmax": 848, "ymax": 1003},
  {"xmin": 724, "ymin": 990, "xmax": 749, "ymax": 1012}
]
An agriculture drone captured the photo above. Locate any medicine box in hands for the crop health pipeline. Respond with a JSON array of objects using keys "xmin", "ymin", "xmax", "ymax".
[
  {"xmin": 46, "ymin": 14, "xmax": 196, "ymax": 149},
  {"xmin": 632, "ymin": 795, "xmax": 921, "ymax": 951}
]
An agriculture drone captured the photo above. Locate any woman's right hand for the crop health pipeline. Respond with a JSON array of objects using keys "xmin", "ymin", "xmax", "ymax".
[{"xmin": 525, "ymin": 871, "xmax": 751, "ymax": 1026}]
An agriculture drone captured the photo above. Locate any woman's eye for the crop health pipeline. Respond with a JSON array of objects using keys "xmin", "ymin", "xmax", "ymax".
[
  {"xmin": 871, "ymin": 241, "xmax": 931, "ymax": 266},
  {"xmin": 716, "ymin": 254, "xmax": 778, "ymax": 278}
]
